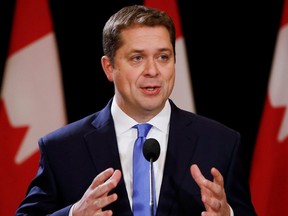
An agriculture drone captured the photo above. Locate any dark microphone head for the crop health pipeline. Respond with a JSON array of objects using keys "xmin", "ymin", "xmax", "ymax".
[{"xmin": 143, "ymin": 138, "xmax": 160, "ymax": 162}]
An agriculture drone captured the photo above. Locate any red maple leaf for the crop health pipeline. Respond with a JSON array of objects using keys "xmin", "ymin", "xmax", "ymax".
[{"xmin": 0, "ymin": 99, "xmax": 40, "ymax": 216}]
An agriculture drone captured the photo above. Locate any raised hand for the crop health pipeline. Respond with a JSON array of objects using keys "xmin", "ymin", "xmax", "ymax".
[
  {"xmin": 73, "ymin": 168, "xmax": 122, "ymax": 216},
  {"xmin": 190, "ymin": 164, "xmax": 230, "ymax": 216}
]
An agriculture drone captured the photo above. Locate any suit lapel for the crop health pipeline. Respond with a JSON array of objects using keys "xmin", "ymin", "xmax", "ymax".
[
  {"xmin": 157, "ymin": 101, "xmax": 199, "ymax": 215},
  {"xmin": 84, "ymin": 100, "xmax": 132, "ymax": 215}
]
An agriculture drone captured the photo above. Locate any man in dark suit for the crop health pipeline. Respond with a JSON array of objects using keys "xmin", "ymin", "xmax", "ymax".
[{"xmin": 16, "ymin": 5, "xmax": 257, "ymax": 216}]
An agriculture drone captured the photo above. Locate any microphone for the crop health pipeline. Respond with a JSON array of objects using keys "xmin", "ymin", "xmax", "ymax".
[{"xmin": 143, "ymin": 138, "xmax": 160, "ymax": 216}]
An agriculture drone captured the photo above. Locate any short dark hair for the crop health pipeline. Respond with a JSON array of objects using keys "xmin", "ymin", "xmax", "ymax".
[{"xmin": 102, "ymin": 5, "xmax": 176, "ymax": 66}]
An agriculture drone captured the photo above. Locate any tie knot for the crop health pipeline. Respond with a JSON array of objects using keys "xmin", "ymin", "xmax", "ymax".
[{"xmin": 133, "ymin": 123, "xmax": 152, "ymax": 138}]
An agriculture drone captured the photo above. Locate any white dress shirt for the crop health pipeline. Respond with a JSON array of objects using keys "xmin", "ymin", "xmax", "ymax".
[{"xmin": 111, "ymin": 98, "xmax": 170, "ymax": 208}]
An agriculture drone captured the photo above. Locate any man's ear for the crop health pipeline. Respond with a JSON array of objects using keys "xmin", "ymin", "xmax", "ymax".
[{"xmin": 101, "ymin": 56, "xmax": 114, "ymax": 82}]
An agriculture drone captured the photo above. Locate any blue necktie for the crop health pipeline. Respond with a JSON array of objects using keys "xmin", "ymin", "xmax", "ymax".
[{"xmin": 132, "ymin": 123, "xmax": 153, "ymax": 216}]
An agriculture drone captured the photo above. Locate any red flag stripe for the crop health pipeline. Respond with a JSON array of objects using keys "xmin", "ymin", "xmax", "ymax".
[
  {"xmin": 280, "ymin": 0, "xmax": 288, "ymax": 27},
  {"xmin": 144, "ymin": 0, "xmax": 182, "ymax": 39},
  {"xmin": 8, "ymin": 0, "xmax": 52, "ymax": 56}
]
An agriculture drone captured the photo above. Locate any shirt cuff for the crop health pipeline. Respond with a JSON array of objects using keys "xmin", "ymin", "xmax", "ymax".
[
  {"xmin": 69, "ymin": 204, "xmax": 75, "ymax": 216},
  {"xmin": 229, "ymin": 204, "xmax": 234, "ymax": 216}
]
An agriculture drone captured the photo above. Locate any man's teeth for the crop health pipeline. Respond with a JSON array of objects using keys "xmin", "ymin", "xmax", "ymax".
[{"xmin": 146, "ymin": 87, "xmax": 155, "ymax": 90}]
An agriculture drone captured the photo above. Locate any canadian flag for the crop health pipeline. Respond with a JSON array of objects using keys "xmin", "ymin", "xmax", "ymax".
[
  {"xmin": 144, "ymin": 0, "xmax": 196, "ymax": 113},
  {"xmin": 0, "ymin": 0, "xmax": 67, "ymax": 215},
  {"xmin": 249, "ymin": 0, "xmax": 288, "ymax": 215}
]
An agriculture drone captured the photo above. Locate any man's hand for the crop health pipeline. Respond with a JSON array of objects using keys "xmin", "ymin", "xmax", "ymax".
[
  {"xmin": 190, "ymin": 164, "xmax": 230, "ymax": 216},
  {"xmin": 73, "ymin": 168, "xmax": 122, "ymax": 216}
]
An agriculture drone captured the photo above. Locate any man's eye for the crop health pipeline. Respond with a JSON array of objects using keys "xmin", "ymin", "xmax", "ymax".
[
  {"xmin": 159, "ymin": 55, "xmax": 169, "ymax": 61},
  {"xmin": 133, "ymin": 56, "xmax": 143, "ymax": 61}
]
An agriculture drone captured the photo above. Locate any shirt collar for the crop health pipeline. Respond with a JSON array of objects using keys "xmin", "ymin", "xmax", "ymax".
[{"xmin": 111, "ymin": 97, "xmax": 171, "ymax": 136}]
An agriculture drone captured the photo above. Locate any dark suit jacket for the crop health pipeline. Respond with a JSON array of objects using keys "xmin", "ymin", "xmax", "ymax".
[{"xmin": 15, "ymin": 99, "xmax": 257, "ymax": 215}]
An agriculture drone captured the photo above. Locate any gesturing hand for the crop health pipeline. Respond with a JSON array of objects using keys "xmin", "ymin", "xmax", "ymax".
[
  {"xmin": 190, "ymin": 164, "xmax": 230, "ymax": 216},
  {"xmin": 73, "ymin": 168, "xmax": 122, "ymax": 216}
]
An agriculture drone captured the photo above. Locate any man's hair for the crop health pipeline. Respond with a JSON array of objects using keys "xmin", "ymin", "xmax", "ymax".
[{"xmin": 102, "ymin": 5, "xmax": 176, "ymax": 66}]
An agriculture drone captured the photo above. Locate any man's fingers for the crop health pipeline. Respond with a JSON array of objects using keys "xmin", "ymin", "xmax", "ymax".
[
  {"xmin": 72, "ymin": 169, "xmax": 121, "ymax": 215},
  {"xmin": 191, "ymin": 165, "xmax": 224, "ymax": 191},
  {"xmin": 211, "ymin": 167, "xmax": 224, "ymax": 187},
  {"xmin": 191, "ymin": 164, "xmax": 230, "ymax": 215},
  {"xmin": 107, "ymin": 169, "xmax": 122, "ymax": 186},
  {"xmin": 190, "ymin": 164, "xmax": 206, "ymax": 187},
  {"xmin": 92, "ymin": 169, "xmax": 122, "ymax": 198},
  {"xmin": 202, "ymin": 194, "xmax": 222, "ymax": 211},
  {"xmin": 91, "ymin": 168, "xmax": 115, "ymax": 189},
  {"xmin": 93, "ymin": 193, "xmax": 118, "ymax": 209}
]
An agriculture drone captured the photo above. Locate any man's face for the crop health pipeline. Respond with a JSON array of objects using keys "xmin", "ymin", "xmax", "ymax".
[{"xmin": 102, "ymin": 26, "xmax": 175, "ymax": 122}]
